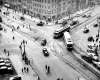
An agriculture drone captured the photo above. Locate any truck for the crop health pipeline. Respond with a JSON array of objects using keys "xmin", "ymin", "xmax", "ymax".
[{"xmin": 64, "ymin": 31, "xmax": 73, "ymax": 50}]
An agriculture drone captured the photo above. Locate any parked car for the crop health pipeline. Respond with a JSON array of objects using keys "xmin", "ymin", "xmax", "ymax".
[
  {"xmin": 92, "ymin": 61, "xmax": 100, "ymax": 69},
  {"xmin": 9, "ymin": 75, "xmax": 22, "ymax": 80},
  {"xmin": 70, "ymin": 20, "xmax": 79, "ymax": 26},
  {"xmin": 0, "ymin": 62, "xmax": 6, "ymax": 67},
  {"xmin": 41, "ymin": 39, "xmax": 47, "ymax": 46},
  {"xmin": 0, "ymin": 59, "xmax": 4, "ymax": 63},
  {"xmin": 20, "ymin": 16, "xmax": 25, "ymax": 21},
  {"xmin": 93, "ymin": 24, "xmax": 98, "ymax": 27},
  {"xmin": 83, "ymin": 28, "xmax": 89, "ymax": 33},
  {"xmin": 0, "ymin": 66, "xmax": 8, "ymax": 74},
  {"xmin": 82, "ymin": 14, "xmax": 87, "ymax": 18},
  {"xmin": 37, "ymin": 21, "xmax": 44, "ymax": 26},
  {"xmin": 62, "ymin": 20, "xmax": 67, "ymax": 26},
  {"xmin": 81, "ymin": 55, "xmax": 93, "ymax": 63},
  {"xmin": 82, "ymin": 14, "xmax": 91, "ymax": 18},
  {"xmin": 87, "ymin": 52, "xmax": 98, "ymax": 61},
  {"xmin": 87, "ymin": 49, "xmax": 95, "ymax": 53},
  {"xmin": 42, "ymin": 48, "xmax": 49, "ymax": 57},
  {"xmin": 4, "ymin": 58, "xmax": 10, "ymax": 63}
]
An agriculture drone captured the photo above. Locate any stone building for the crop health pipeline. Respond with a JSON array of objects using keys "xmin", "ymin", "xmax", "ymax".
[{"xmin": 3, "ymin": 0, "xmax": 94, "ymax": 21}]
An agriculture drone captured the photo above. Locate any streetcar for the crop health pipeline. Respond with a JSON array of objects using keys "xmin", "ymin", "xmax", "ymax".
[{"xmin": 63, "ymin": 31, "xmax": 73, "ymax": 50}]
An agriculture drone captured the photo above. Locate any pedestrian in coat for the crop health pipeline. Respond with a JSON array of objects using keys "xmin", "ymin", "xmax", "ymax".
[
  {"xmin": 57, "ymin": 78, "xmax": 60, "ymax": 80},
  {"xmin": 22, "ymin": 68, "xmax": 23, "ymax": 73},
  {"xmin": 4, "ymin": 49, "xmax": 6, "ymax": 55},
  {"xmin": 12, "ymin": 36, "xmax": 15, "ymax": 40},
  {"xmin": 26, "ymin": 67, "xmax": 29, "ymax": 73},
  {"xmin": 7, "ymin": 51, "xmax": 9, "ymax": 56},
  {"xmin": 45, "ymin": 65, "xmax": 47, "ymax": 70},
  {"xmin": 24, "ymin": 67, "xmax": 26, "ymax": 73}
]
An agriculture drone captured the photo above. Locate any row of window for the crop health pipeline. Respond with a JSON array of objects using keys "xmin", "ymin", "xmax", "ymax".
[
  {"xmin": 31, "ymin": 8, "xmax": 57, "ymax": 15},
  {"xmin": 24, "ymin": 2, "xmax": 57, "ymax": 9},
  {"xmin": 32, "ymin": 0, "xmax": 58, "ymax": 3},
  {"xmin": 16, "ymin": 0, "xmax": 59, "ymax": 3}
]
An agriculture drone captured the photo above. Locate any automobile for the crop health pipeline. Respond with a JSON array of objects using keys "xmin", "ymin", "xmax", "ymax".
[
  {"xmin": 87, "ymin": 49, "xmax": 95, "ymax": 53},
  {"xmin": 81, "ymin": 55, "xmax": 93, "ymax": 63},
  {"xmin": 0, "ymin": 62, "xmax": 6, "ymax": 66},
  {"xmin": 82, "ymin": 14, "xmax": 87, "ymax": 18},
  {"xmin": 42, "ymin": 48, "xmax": 49, "ymax": 57},
  {"xmin": 4, "ymin": 58, "xmax": 10, "ymax": 63},
  {"xmin": 83, "ymin": 28, "xmax": 89, "ymax": 33},
  {"xmin": 7, "ymin": 66, "xmax": 13, "ymax": 74},
  {"xmin": 0, "ymin": 59, "xmax": 4, "ymax": 63},
  {"xmin": 9, "ymin": 75, "xmax": 22, "ymax": 80},
  {"xmin": 92, "ymin": 61, "xmax": 100, "ymax": 69},
  {"xmin": 20, "ymin": 16, "xmax": 25, "ymax": 21},
  {"xmin": 86, "ymin": 14, "xmax": 91, "ymax": 18},
  {"xmin": 0, "ymin": 66, "xmax": 8, "ymax": 74},
  {"xmin": 37, "ymin": 21, "xmax": 44, "ymax": 26},
  {"xmin": 5, "ymin": 62, "xmax": 11, "ymax": 67},
  {"xmin": 70, "ymin": 20, "xmax": 79, "ymax": 26},
  {"xmin": 62, "ymin": 20, "xmax": 67, "ymax": 26},
  {"xmin": 93, "ymin": 24, "xmax": 98, "ymax": 27},
  {"xmin": 56, "ymin": 19, "xmax": 65, "ymax": 24},
  {"xmin": 82, "ymin": 14, "xmax": 91, "ymax": 18},
  {"xmin": 87, "ymin": 52, "xmax": 98, "ymax": 61},
  {"xmin": 41, "ymin": 39, "xmax": 47, "ymax": 46}
]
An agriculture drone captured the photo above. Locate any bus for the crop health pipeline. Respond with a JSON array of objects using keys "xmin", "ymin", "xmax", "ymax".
[
  {"xmin": 53, "ymin": 25, "xmax": 70, "ymax": 39},
  {"xmin": 64, "ymin": 31, "xmax": 73, "ymax": 50}
]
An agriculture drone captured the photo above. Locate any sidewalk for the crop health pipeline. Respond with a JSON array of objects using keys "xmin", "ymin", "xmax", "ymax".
[
  {"xmin": 73, "ymin": 45, "xmax": 100, "ymax": 79},
  {"xmin": 9, "ymin": 54, "xmax": 38, "ymax": 80}
]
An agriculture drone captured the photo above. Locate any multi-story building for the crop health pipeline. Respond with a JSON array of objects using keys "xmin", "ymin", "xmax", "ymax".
[{"xmin": 3, "ymin": 0, "xmax": 94, "ymax": 21}]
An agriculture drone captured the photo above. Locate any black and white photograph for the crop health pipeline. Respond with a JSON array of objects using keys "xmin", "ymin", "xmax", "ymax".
[{"xmin": 0, "ymin": 0, "xmax": 100, "ymax": 80}]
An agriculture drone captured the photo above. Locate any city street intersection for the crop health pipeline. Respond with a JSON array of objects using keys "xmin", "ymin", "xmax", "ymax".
[{"xmin": 0, "ymin": 5, "xmax": 100, "ymax": 80}]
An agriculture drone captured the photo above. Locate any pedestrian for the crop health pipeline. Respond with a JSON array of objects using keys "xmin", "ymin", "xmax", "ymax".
[
  {"xmin": 24, "ymin": 67, "xmax": 26, "ymax": 73},
  {"xmin": 45, "ymin": 65, "xmax": 47, "ymax": 70},
  {"xmin": 12, "ymin": 36, "xmax": 15, "ymax": 40},
  {"xmin": 26, "ymin": 67, "xmax": 29, "ymax": 73},
  {"xmin": 37, "ymin": 76, "xmax": 40, "ymax": 80},
  {"xmin": 7, "ymin": 51, "xmax": 9, "ymax": 56},
  {"xmin": 96, "ymin": 37, "xmax": 99, "ymax": 42},
  {"xmin": 19, "ymin": 45, "xmax": 22, "ymax": 50},
  {"xmin": 28, "ymin": 60, "xmax": 30, "ymax": 65},
  {"xmin": 60, "ymin": 78, "xmax": 63, "ymax": 80},
  {"xmin": 4, "ymin": 49, "xmax": 6, "ymax": 55},
  {"xmin": 21, "ymin": 42, "xmax": 22, "ymax": 45},
  {"xmin": 57, "ymin": 78, "xmax": 60, "ymax": 80},
  {"xmin": 22, "ymin": 68, "xmax": 23, "ymax": 73},
  {"xmin": 12, "ymin": 29, "xmax": 14, "ymax": 32},
  {"xmin": 17, "ymin": 26, "xmax": 19, "ymax": 30},
  {"xmin": 22, "ymin": 24, "xmax": 24, "ymax": 28},
  {"xmin": 47, "ymin": 66, "xmax": 50, "ymax": 74}
]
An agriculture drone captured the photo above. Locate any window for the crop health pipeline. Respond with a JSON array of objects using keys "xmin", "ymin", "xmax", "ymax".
[
  {"xmin": 48, "ymin": 0, "xmax": 50, "ymax": 3},
  {"xmin": 18, "ymin": 0, "xmax": 21, "ymax": 2},
  {"xmin": 63, "ymin": 2, "xmax": 65, "ymax": 5}
]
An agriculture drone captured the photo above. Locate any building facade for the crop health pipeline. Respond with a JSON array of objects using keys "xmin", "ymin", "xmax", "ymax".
[{"xmin": 3, "ymin": 0, "xmax": 96, "ymax": 21}]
